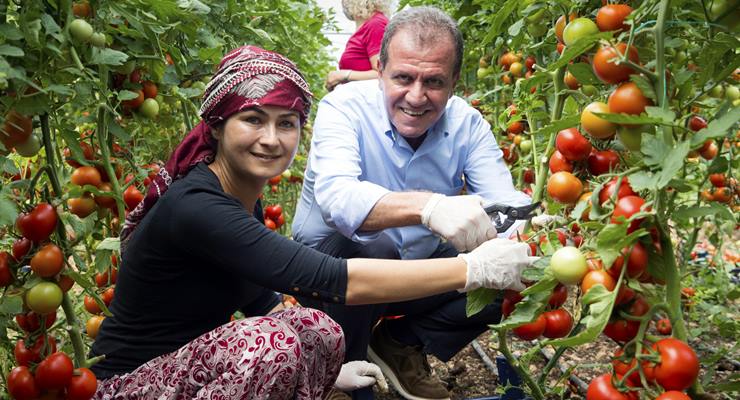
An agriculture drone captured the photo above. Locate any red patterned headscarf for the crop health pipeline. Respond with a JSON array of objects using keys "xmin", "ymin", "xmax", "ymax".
[{"xmin": 120, "ymin": 46, "xmax": 312, "ymax": 246}]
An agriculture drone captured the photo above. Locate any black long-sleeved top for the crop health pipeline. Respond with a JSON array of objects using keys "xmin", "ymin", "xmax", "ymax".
[{"xmin": 91, "ymin": 162, "xmax": 347, "ymax": 379}]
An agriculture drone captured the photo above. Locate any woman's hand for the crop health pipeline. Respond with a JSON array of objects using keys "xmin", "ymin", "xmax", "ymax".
[{"xmin": 325, "ymin": 70, "xmax": 351, "ymax": 91}]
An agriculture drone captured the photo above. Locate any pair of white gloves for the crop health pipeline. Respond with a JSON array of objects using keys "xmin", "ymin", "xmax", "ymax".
[{"xmin": 422, "ymin": 193, "xmax": 543, "ymax": 292}]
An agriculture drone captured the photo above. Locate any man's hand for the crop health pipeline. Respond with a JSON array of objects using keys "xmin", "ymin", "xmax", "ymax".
[
  {"xmin": 421, "ymin": 194, "xmax": 497, "ymax": 252},
  {"xmin": 334, "ymin": 360, "xmax": 388, "ymax": 392},
  {"xmin": 458, "ymin": 238, "xmax": 539, "ymax": 292}
]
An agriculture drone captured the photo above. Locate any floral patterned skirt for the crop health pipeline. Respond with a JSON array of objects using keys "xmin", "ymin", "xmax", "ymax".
[{"xmin": 94, "ymin": 307, "xmax": 344, "ymax": 400}]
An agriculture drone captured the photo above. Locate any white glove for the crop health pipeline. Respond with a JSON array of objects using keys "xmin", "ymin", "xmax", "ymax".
[
  {"xmin": 458, "ymin": 238, "xmax": 539, "ymax": 292},
  {"xmin": 421, "ymin": 194, "xmax": 497, "ymax": 252},
  {"xmin": 530, "ymin": 214, "xmax": 566, "ymax": 227},
  {"xmin": 334, "ymin": 361, "xmax": 388, "ymax": 392}
]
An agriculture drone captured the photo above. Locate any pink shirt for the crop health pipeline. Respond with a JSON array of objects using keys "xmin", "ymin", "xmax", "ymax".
[{"xmin": 338, "ymin": 12, "xmax": 388, "ymax": 71}]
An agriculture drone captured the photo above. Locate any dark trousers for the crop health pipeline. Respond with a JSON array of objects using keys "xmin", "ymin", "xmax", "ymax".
[{"xmin": 298, "ymin": 232, "xmax": 503, "ymax": 399}]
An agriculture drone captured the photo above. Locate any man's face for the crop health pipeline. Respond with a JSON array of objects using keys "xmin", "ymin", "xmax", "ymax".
[{"xmin": 379, "ymin": 29, "xmax": 458, "ymax": 139}]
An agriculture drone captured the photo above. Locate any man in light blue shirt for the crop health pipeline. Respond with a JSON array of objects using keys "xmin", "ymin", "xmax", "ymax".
[{"xmin": 293, "ymin": 6, "xmax": 531, "ymax": 400}]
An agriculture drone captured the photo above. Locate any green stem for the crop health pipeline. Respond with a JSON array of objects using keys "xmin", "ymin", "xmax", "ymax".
[
  {"xmin": 97, "ymin": 104, "xmax": 126, "ymax": 222},
  {"xmin": 40, "ymin": 114, "xmax": 62, "ymax": 196},
  {"xmin": 497, "ymin": 332, "xmax": 545, "ymax": 400},
  {"xmin": 61, "ymin": 294, "xmax": 87, "ymax": 367},
  {"xmin": 655, "ymin": 0, "xmax": 673, "ymax": 145},
  {"xmin": 181, "ymin": 100, "xmax": 194, "ymax": 132}
]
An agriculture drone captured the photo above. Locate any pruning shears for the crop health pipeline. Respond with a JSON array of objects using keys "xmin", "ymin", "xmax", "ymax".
[{"xmin": 484, "ymin": 202, "xmax": 542, "ymax": 231}]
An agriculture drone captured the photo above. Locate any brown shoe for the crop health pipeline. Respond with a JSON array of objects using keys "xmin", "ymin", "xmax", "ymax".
[
  {"xmin": 367, "ymin": 323, "xmax": 450, "ymax": 400},
  {"xmin": 324, "ymin": 388, "xmax": 352, "ymax": 400}
]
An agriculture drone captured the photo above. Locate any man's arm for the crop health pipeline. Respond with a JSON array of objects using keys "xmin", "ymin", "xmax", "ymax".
[{"xmin": 358, "ymin": 192, "xmax": 433, "ymax": 231}]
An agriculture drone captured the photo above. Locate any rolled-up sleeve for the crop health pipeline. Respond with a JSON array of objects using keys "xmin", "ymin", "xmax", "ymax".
[
  {"xmin": 311, "ymin": 96, "xmax": 391, "ymax": 242},
  {"xmin": 463, "ymin": 114, "xmax": 532, "ymax": 237}
]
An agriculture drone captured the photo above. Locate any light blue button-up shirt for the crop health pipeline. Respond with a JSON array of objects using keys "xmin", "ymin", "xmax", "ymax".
[{"xmin": 292, "ymin": 79, "xmax": 531, "ymax": 259}]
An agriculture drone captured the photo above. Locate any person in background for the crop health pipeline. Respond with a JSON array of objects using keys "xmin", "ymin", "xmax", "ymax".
[
  {"xmin": 325, "ymin": 0, "xmax": 391, "ymax": 91},
  {"xmin": 88, "ymin": 45, "xmax": 537, "ymax": 400},
  {"xmin": 293, "ymin": 6, "xmax": 533, "ymax": 400}
]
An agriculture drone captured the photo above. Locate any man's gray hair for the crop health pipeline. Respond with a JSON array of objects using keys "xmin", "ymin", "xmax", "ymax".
[{"xmin": 379, "ymin": 6, "xmax": 463, "ymax": 77}]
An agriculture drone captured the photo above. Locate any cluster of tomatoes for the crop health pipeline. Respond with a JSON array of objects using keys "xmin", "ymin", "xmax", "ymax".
[
  {"xmin": 1, "ymin": 204, "xmax": 99, "ymax": 399},
  {"xmin": 1, "ymin": 109, "xmax": 41, "ymax": 158},
  {"xmin": 262, "ymin": 204, "xmax": 285, "ymax": 231},
  {"xmin": 83, "ymin": 257, "xmax": 117, "ymax": 340},
  {"xmin": 504, "ymin": 283, "xmax": 574, "ymax": 341}
]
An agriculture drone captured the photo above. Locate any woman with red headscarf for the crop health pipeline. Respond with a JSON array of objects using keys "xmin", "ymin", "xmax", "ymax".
[{"xmin": 89, "ymin": 46, "xmax": 536, "ymax": 399}]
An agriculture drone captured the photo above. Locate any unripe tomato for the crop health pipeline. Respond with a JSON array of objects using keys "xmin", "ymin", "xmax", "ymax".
[
  {"xmin": 542, "ymin": 309, "xmax": 573, "ymax": 339},
  {"xmin": 596, "ymin": 4, "xmax": 633, "ymax": 32},
  {"xmin": 14, "ymin": 133, "xmax": 42, "ymax": 157},
  {"xmin": 581, "ymin": 270, "xmax": 616, "ymax": 294},
  {"xmin": 617, "ymin": 125, "xmax": 645, "ymax": 151},
  {"xmin": 139, "ymin": 98, "xmax": 160, "ymax": 118},
  {"xmin": 7, "ymin": 365, "xmax": 41, "ymax": 400},
  {"xmin": 586, "ymin": 373, "xmax": 634, "ymax": 400},
  {"xmin": 26, "ymin": 282, "xmax": 64, "ymax": 314},
  {"xmin": 608, "ymin": 82, "xmax": 652, "ymax": 116},
  {"xmin": 123, "ymin": 185, "xmax": 144, "ymax": 210},
  {"xmin": 556, "ymin": 128, "xmax": 592, "ymax": 161},
  {"xmin": 86, "ymin": 315, "xmax": 105, "ymax": 339},
  {"xmin": 509, "ymin": 62, "xmax": 524, "ymax": 77},
  {"xmin": 69, "ymin": 19, "xmax": 93, "ymax": 42},
  {"xmin": 555, "ymin": 14, "xmax": 577, "ymax": 43},
  {"xmin": 549, "ymin": 246, "xmax": 588, "ymax": 285},
  {"xmin": 549, "ymin": 150, "xmax": 574, "ymax": 173},
  {"xmin": 652, "ymin": 338, "xmax": 699, "ymax": 391},
  {"xmin": 71, "ymin": 166, "xmax": 102, "ymax": 188},
  {"xmin": 67, "ymin": 368, "xmax": 98, "ymax": 400},
  {"xmin": 68, "ymin": 195, "xmax": 97, "ymax": 218},
  {"xmin": 593, "ymin": 44, "xmax": 639, "ymax": 84},
  {"xmin": 581, "ymin": 102, "xmax": 617, "ymax": 139},
  {"xmin": 35, "ymin": 351, "xmax": 74, "ymax": 390},
  {"xmin": 513, "ymin": 314, "xmax": 546, "ymax": 340},
  {"xmin": 563, "ymin": 18, "xmax": 599, "ymax": 47},
  {"xmin": 519, "ymin": 139, "xmax": 532, "ymax": 154},
  {"xmin": 547, "ymin": 171, "xmax": 583, "ymax": 204},
  {"xmin": 30, "ymin": 243, "xmax": 64, "ymax": 278},
  {"xmin": 599, "ymin": 177, "xmax": 636, "ymax": 205},
  {"xmin": 587, "ymin": 150, "xmax": 619, "ymax": 176},
  {"xmin": 611, "ymin": 195, "xmax": 646, "ymax": 232},
  {"xmin": 90, "ymin": 32, "xmax": 106, "ymax": 48}
]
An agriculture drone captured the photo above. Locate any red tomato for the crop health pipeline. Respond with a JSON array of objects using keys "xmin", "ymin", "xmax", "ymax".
[
  {"xmin": 609, "ymin": 242, "xmax": 649, "ymax": 279},
  {"xmin": 35, "ymin": 351, "xmax": 74, "ymax": 390},
  {"xmin": 556, "ymin": 128, "xmax": 592, "ymax": 161},
  {"xmin": 652, "ymin": 338, "xmax": 699, "ymax": 391},
  {"xmin": 0, "ymin": 251, "xmax": 12, "ymax": 287},
  {"xmin": 604, "ymin": 319, "xmax": 640, "ymax": 343},
  {"xmin": 688, "ymin": 115, "xmax": 707, "ymax": 131},
  {"xmin": 611, "ymin": 195, "xmax": 646, "ymax": 233},
  {"xmin": 587, "ymin": 150, "xmax": 620, "ymax": 176},
  {"xmin": 513, "ymin": 314, "xmax": 547, "ymax": 340},
  {"xmin": 586, "ymin": 373, "xmax": 634, "ymax": 400},
  {"xmin": 7, "ymin": 365, "xmax": 40, "ymax": 400},
  {"xmin": 599, "ymin": 177, "xmax": 636, "ymax": 205},
  {"xmin": 71, "ymin": 166, "xmax": 102, "ymax": 188},
  {"xmin": 581, "ymin": 270, "xmax": 616, "ymax": 294},
  {"xmin": 264, "ymin": 218, "xmax": 277, "ymax": 231},
  {"xmin": 58, "ymin": 274, "xmax": 75, "ymax": 292},
  {"xmin": 15, "ymin": 311, "xmax": 56, "ymax": 332},
  {"xmin": 15, "ymin": 335, "xmax": 57, "ymax": 366},
  {"xmin": 84, "ymin": 295, "xmax": 102, "ymax": 315},
  {"xmin": 66, "ymin": 368, "xmax": 98, "ymax": 400},
  {"xmin": 142, "ymin": 81, "xmax": 158, "ymax": 99},
  {"xmin": 507, "ymin": 120, "xmax": 525, "ymax": 134},
  {"xmin": 547, "ymin": 171, "xmax": 583, "ymax": 204},
  {"xmin": 16, "ymin": 203, "xmax": 58, "ymax": 242},
  {"xmin": 564, "ymin": 71, "xmax": 580, "ymax": 90},
  {"xmin": 543, "ymin": 309, "xmax": 573, "ymax": 339},
  {"xmin": 1, "ymin": 110, "xmax": 34, "ymax": 148},
  {"xmin": 628, "ymin": 296, "xmax": 650, "ymax": 317},
  {"xmin": 523, "ymin": 168, "xmax": 535, "ymax": 184},
  {"xmin": 608, "ymin": 82, "xmax": 652, "ymax": 116},
  {"xmin": 68, "ymin": 195, "xmax": 97, "ymax": 218},
  {"xmin": 95, "ymin": 267, "xmax": 118, "ymax": 287},
  {"xmin": 709, "ymin": 173, "xmax": 726, "ymax": 188},
  {"xmin": 548, "ymin": 283, "xmax": 568, "ymax": 308},
  {"xmin": 122, "ymin": 89, "xmax": 145, "ymax": 110},
  {"xmin": 502, "ymin": 290, "xmax": 524, "ymax": 318},
  {"xmin": 656, "ymin": 391, "xmax": 691, "ymax": 400},
  {"xmin": 615, "ymin": 285, "xmax": 636, "ymax": 305},
  {"xmin": 276, "ymin": 213, "xmax": 286, "ymax": 228},
  {"xmin": 264, "ymin": 204, "xmax": 283, "ymax": 221},
  {"xmin": 12, "ymin": 237, "xmax": 33, "ymax": 261},
  {"xmin": 30, "ymin": 243, "xmax": 64, "ymax": 278},
  {"xmin": 123, "ymin": 185, "xmax": 144, "ymax": 210},
  {"xmin": 102, "ymin": 286, "xmax": 115, "ymax": 306},
  {"xmin": 596, "ymin": 4, "xmax": 633, "ymax": 32},
  {"xmin": 656, "ymin": 318, "xmax": 672, "ymax": 335},
  {"xmin": 593, "ymin": 44, "xmax": 639, "ymax": 84},
  {"xmin": 699, "ymin": 141, "xmax": 718, "ymax": 160},
  {"xmin": 267, "ymin": 175, "xmax": 282, "ymax": 185},
  {"xmin": 549, "ymin": 150, "xmax": 574, "ymax": 173},
  {"xmin": 94, "ymin": 182, "xmax": 117, "ymax": 209}
]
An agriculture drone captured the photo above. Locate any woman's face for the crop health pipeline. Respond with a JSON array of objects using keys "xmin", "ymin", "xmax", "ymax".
[{"xmin": 213, "ymin": 106, "xmax": 300, "ymax": 182}]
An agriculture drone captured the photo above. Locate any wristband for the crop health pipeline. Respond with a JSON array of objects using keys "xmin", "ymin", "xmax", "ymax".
[{"xmin": 343, "ymin": 70, "xmax": 352, "ymax": 83}]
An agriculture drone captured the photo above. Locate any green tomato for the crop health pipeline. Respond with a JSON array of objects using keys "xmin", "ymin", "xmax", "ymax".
[
  {"xmin": 69, "ymin": 19, "xmax": 93, "ymax": 43},
  {"xmin": 519, "ymin": 139, "xmax": 532, "ymax": 154},
  {"xmin": 710, "ymin": 85, "xmax": 725, "ymax": 98},
  {"xmin": 617, "ymin": 125, "xmax": 645, "ymax": 152},
  {"xmin": 548, "ymin": 246, "xmax": 588, "ymax": 285},
  {"xmin": 26, "ymin": 282, "xmax": 63, "ymax": 314},
  {"xmin": 725, "ymin": 85, "xmax": 739, "ymax": 101},
  {"xmin": 477, "ymin": 67, "xmax": 492, "ymax": 80},
  {"xmin": 581, "ymin": 84, "xmax": 598, "ymax": 97},
  {"xmin": 674, "ymin": 51, "xmax": 687, "ymax": 64},
  {"xmin": 562, "ymin": 18, "xmax": 599, "ymax": 47},
  {"xmin": 138, "ymin": 98, "xmax": 160, "ymax": 119},
  {"xmin": 14, "ymin": 133, "xmax": 42, "ymax": 157},
  {"xmin": 281, "ymin": 169, "xmax": 292, "ymax": 179},
  {"xmin": 90, "ymin": 32, "xmax": 106, "ymax": 48},
  {"xmin": 528, "ymin": 24, "xmax": 548, "ymax": 37},
  {"xmin": 526, "ymin": 8, "xmax": 547, "ymax": 23}
]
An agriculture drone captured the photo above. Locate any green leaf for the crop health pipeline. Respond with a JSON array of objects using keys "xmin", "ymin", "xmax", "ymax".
[
  {"xmin": 94, "ymin": 249, "xmax": 113, "ymax": 273},
  {"xmin": 46, "ymin": 84, "xmax": 75, "ymax": 96},
  {"xmin": 0, "ymin": 44, "xmax": 24, "ymax": 57},
  {"xmin": 631, "ymin": 74, "xmax": 656, "ymax": 102},
  {"xmin": 645, "ymin": 106, "xmax": 675, "ymax": 123},
  {"xmin": 40, "ymin": 14, "xmax": 61, "ymax": 35},
  {"xmin": 673, "ymin": 205, "xmax": 734, "ymax": 222},
  {"xmin": 466, "ymin": 288, "xmax": 499, "ymax": 317},
  {"xmin": 492, "ymin": 274, "xmax": 557, "ymax": 330},
  {"xmin": 117, "ymin": 90, "xmax": 140, "ymax": 101},
  {"xmin": 546, "ymin": 285, "xmax": 615, "ymax": 347},
  {"xmin": 592, "ymin": 112, "xmax": 667, "ymax": 126},
  {"xmin": 707, "ymin": 156, "xmax": 729, "ymax": 174},
  {"xmin": 507, "ymin": 19, "xmax": 524, "ymax": 37},
  {"xmin": 641, "ymin": 136, "xmax": 670, "ymax": 167},
  {"xmin": 656, "ymin": 141, "xmax": 690, "ymax": 189},
  {"xmin": 532, "ymin": 114, "xmax": 580, "ymax": 138},
  {"xmin": 482, "ymin": 0, "xmax": 519, "ymax": 46},
  {"xmin": 547, "ymin": 32, "xmax": 612, "ymax": 71},
  {"xmin": 0, "ymin": 24, "xmax": 24, "ymax": 40},
  {"xmin": 0, "ymin": 188, "xmax": 19, "ymax": 226},
  {"xmin": 628, "ymin": 171, "xmax": 658, "ymax": 191},
  {"xmin": 596, "ymin": 223, "xmax": 629, "ymax": 267},
  {"xmin": 0, "ymin": 293, "xmax": 23, "ymax": 315},
  {"xmin": 567, "ymin": 62, "xmax": 599, "ymax": 85},
  {"xmin": 90, "ymin": 48, "xmax": 129, "ymax": 66},
  {"xmin": 97, "ymin": 237, "xmax": 121, "ymax": 252},
  {"xmin": 691, "ymin": 106, "xmax": 740, "ymax": 148},
  {"xmin": 108, "ymin": 120, "xmax": 131, "ymax": 142}
]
